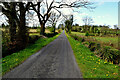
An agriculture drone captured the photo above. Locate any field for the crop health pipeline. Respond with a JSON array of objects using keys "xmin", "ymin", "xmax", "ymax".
[
  {"xmin": 29, "ymin": 29, "xmax": 59, "ymax": 36},
  {"xmin": 71, "ymin": 32, "xmax": 118, "ymax": 49},
  {"xmin": 66, "ymin": 32, "xmax": 118, "ymax": 78},
  {"xmin": 71, "ymin": 32, "xmax": 85, "ymax": 36}
]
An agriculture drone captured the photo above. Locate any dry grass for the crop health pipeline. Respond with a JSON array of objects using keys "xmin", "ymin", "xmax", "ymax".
[
  {"xmin": 29, "ymin": 29, "xmax": 37, "ymax": 33},
  {"xmin": 45, "ymin": 29, "xmax": 51, "ymax": 33}
]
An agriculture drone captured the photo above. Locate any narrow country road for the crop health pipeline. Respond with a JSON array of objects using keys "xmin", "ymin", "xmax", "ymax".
[{"xmin": 3, "ymin": 31, "xmax": 82, "ymax": 78}]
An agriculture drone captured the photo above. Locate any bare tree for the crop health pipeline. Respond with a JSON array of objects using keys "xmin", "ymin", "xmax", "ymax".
[
  {"xmin": 82, "ymin": 16, "xmax": 94, "ymax": 25},
  {"xmin": 30, "ymin": 0, "xmax": 95, "ymax": 35},
  {"xmin": 47, "ymin": 11, "xmax": 61, "ymax": 34},
  {"xmin": 82, "ymin": 16, "xmax": 94, "ymax": 32}
]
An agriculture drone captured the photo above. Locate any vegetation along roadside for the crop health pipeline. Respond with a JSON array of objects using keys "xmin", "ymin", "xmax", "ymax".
[{"xmin": 65, "ymin": 32, "xmax": 118, "ymax": 78}]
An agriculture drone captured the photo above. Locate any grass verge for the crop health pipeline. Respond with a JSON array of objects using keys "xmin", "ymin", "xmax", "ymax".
[
  {"xmin": 2, "ymin": 32, "xmax": 61, "ymax": 76},
  {"xmin": 65, "ymin": 32, "xmax": 118, "ymax": 78}
]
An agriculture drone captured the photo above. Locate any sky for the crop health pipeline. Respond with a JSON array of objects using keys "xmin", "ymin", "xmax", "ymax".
[
  {"xmin": 65, "ymin": 2, "xmax": 118, "ymax": 28},
  {"xmin": 55, "ymin": 0, "xmax": 119, "ymax": 28},
  {"xmin": 0, "ymin": 1, "xmax": 119, "ymax": 28}
]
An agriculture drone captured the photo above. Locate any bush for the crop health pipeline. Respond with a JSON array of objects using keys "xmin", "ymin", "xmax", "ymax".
[
  {"xmin": 77, "ymin": 37, "xmax": 83, "ymax": 42},
  {"xmin": 109, "ymin": 49, "xmax": 120, "ymax": 64},
  {"xmin": 2, "ymin": 29, "xmax": 11, "ymax": 57},
  {"xmin": 58, "ymin": 29, "xmax": 61, "ymax": 33},
  {"xmin": 88, "ymin": 42, "xmax": 100, "ymax": 52},
  {"xmin": 89, "ymin": 33, "xmax": 95, "ymax": 36},
  {"xmin": 49, "ymin": 27, "xmax": 54, "ymax": 33},
  {"xmin": 95, "ymin": 34, "xmax": 100, "ymax": 36},
  {"xmin": 2, "ymin": 44, "xmax": 9, "ymax": 57},
  {"xmin": 96, "ymin": 43, "xmax": 101, "ymax": 50},
  {"xmin": 98, "ymin": 46, "xmax": 112, "ymax": 59},
  {"xmin": 29, "ymin": 35, "xmax": 40, "ymax": 43},
  {"xmin": 96, "ymin": 46, "xmax": 120, "ymax": 64},
  {"xmin": 44, "ymin": 32, "xmax": 58, "ymax": 37},
  {"xmin": 70, "ymin": 34, "xmax": 78, "ymax": 40},
  {"xmin": 73, "ymin": 35, "xmax": 78, "ymax": 40},
  {"xmin": 70, "ymin": 34, "xmax": 85, "ymax": 42},
  {"xmin": 85, "ymin": 32, "xmax": 89, "ymax": 36},
  {"xmin": 82, "ymin": 42, "xmax": 89, "ymax": 47},
  {"xmin": 83, "ymin": 42, "xmax": 89, "ymax": 45},
  {"xmin": 3, "ymin": 39, "xmax": 29, "ymax": 57},
  {"xmin": 88, "ymin": 42, "xmax": 96, "ymax": 48}
]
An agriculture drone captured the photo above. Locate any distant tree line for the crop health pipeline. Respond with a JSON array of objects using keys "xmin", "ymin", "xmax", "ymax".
[{"xmin": 71, "ymin": 25, "xmax": 119, "ymax": 36}]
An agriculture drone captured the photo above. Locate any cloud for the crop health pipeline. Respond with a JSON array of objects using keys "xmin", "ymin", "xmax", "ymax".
[
  {"xmin": 97, "ymin": 15, "xmax": 105, "ymax": 19},
  {"xmin": 59, "ymin": 8, "xmax": 73, "ymax": 15},
  {"xmin": 79, "ymin": 13, "xmax": 88, "ymax": 16},
  {"xmin": 97, "ymin": 1, "xmax": 105, "ymax": 6},
  {"xmin": 72, "ymin": 12, "xmax": 90, "ymax": 25}
]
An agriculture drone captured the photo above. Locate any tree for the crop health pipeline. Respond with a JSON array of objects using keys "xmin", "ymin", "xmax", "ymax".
[
  {"xmin": 2, "ymin": 23, "xmax": 5, "ymax": 28},
  {"xmin": 1, "ymin": 2, "xmax": 31, "ymax": 49},
  {"xmin": 58, "ymin": 24, "xmax": 64, "ymax": 30},
  {"xmin": 2, "ymin": 2, "xmax": 17, "ymax": 42},
  {"xmin": 114, "ymin": 25, "xmax": 119, "ymax": 35},
  {"xmin": 30, "ymin": 1, "xmax": 52, "ymax": 35},
  {"xmin": 114, "ymin": 25, "xmax": 118, "ymax": 29},
  {"xmin": 75, "ymin": 23, "xmax": 79, "ymax": 26},
  {"xmin": 30, "ymin": 0, "xmax": 95, "ymax": 35},
  {"xmin": 47, "ymin": 11, "xmax": 61, "ymax": 34},
  {"xmin": 65, "ymin": 15, "xmax": 73, "ymax": 33},
  {"xmin": 82, "ymin": 16, "xmax": 94, "ymax": 32},
  {"xmin": 82, "ymin": 16, "xmax": 94, "ymax": 26},
  {"xmin": 17, "ymin": 2, "xmax": 31, "ymax": 48}
]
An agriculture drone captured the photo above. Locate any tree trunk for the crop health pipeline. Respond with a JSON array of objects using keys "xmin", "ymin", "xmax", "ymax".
[
  {"xmin": 17, "ymin": 3, "xmax": 29, "ymax": 49},
  {"xmin": 37, "ymin": 15, "xmax": 45, "ymax": 35},
  {"xmin": 10, "ymin": 3, "xmax": 17, "ymax": 42},
  {"xmin": 40, "ymin": 22, "xmax": 45, "ymax": 35},
  {"xmin": 9, "ymin": 18, "xmax": 16, "ymax": 42},
  {"xmin": 53, "ymin": 23, "xmax": 56, "ymax": 34}
]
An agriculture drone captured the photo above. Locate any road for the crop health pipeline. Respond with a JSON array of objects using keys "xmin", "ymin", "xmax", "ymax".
[{"xmin": 3, "ymin": 31, "xmax": 82, "ymax": 78}]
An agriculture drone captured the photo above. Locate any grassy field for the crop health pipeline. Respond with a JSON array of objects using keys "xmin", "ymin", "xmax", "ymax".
[
  {"xmin": 71, "ymin": 32, "xmax": 118, "ymax": 43},
  {"xmin": 93, "ymin": 37, "xmax": 118, "ymax": 44},
  {"xmin": 29, "ymin": 29, "xmax": 59, "ymax": 36},
  {"xmin": 66, "ymin": 32, "xmax": 118, "ymax": 78},
  {"xmin": 71, "ymin": 32, "xmax": 85, "ymax": 36},
  {"xmin": 71, "ymin": 31, "xmax": 118, "ymax": 49},
  {"xmin": 2, "ymin": 32, "xmax": 61, "ymax": 75},
  {"xmin": 29, "ymin": 29, "xmax": 37, "ymax": 33}
]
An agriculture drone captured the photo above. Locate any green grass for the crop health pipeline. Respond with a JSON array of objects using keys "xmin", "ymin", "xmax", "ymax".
[
  {"xmin": 2, "ymin": 32, "xmax": 61, "ymax": 75},
  {"xmin": 71, "ymin": 31, "xmax": 118, "ymax": 49},
  {"xmin": 65, "ymin": 32, "xmax": 118, "ymax": 78},
  {"xmin": 71, "ymin": 32, "xmax": 85, "ymax": 36},
  {"xmin": 71, "ymin": 31, "xmax": 118, "ymax": 44},
  {"xmin": 93, "ymin": 37, "xmax": 118, "ymax": 44}
]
